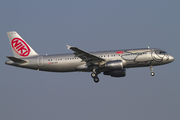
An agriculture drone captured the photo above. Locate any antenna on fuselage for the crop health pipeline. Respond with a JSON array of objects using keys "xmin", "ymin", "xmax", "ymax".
[{"xmin": 148, "ymin": 46, "xmax": 151, "ymax": 52}]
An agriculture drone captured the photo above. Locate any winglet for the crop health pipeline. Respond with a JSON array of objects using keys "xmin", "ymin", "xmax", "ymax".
[{"xmin": 66, "ymin": 45, "xmax": 71, "ymax": 49}]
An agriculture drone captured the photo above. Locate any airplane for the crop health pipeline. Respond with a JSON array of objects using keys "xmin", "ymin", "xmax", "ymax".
[{"xmin": 5, "ymin": 31, "xmax": 174, "ymax": 83}]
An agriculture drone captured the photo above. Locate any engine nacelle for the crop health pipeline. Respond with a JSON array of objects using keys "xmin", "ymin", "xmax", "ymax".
[
  {"xmin": 103, "ymin": 69, "xmax": 126, "ymax": 77},
  {"xmin": 105, "ymin": 60, "xmax": 123, "ymax": 70}
]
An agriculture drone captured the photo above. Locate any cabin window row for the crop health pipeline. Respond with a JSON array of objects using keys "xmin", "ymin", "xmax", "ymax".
[
  {"xmin": 98, "ymin": 54, "xmax": 121, "ymax": 57},
  {"xmin": 48, "ymin": 54, "xmax": 121, "ymax": 61},
  {"xmin": 48, "ymin": 57, "xmax": 80, "ymax": 61}
]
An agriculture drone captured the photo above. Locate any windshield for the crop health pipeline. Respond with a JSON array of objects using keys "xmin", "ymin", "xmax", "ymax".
[{"xmin": 155, "ymin": 50, "xmax": 167, "ymax": 55}]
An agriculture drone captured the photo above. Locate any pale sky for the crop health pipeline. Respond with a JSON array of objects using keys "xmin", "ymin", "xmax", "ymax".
[{"xmin": 0, "ymin": 0, "xmax": 180, "ymax": 120}]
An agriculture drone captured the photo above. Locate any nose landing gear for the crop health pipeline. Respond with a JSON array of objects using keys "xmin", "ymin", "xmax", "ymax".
[{"xmin": 150, "ymin": 66, "xmax": 155, "ymax": 76}]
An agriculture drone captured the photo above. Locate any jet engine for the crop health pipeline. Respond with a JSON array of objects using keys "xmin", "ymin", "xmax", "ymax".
[
  {"xmin": 105, "ymin": 60, "xmax": 123, "ymax": 70},
  {"xmin": 103, "ymin": 69, "xmax": 126, "ymax": 77}
]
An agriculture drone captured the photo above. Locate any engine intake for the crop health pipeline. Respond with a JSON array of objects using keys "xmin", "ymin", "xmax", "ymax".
[{"xmin": 105, "ymin": 60, "xmax": 123, "ymax": 70}]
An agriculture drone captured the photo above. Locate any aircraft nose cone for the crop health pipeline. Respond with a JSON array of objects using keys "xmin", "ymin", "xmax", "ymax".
[{"xmin": 169, "ymin": 55, "xmax": 175, "ymax": 62}]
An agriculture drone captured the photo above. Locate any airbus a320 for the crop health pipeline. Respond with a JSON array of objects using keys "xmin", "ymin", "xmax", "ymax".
[{"xmin": 5, "ymin": 31, "xmax": 174, "ymax": 83}]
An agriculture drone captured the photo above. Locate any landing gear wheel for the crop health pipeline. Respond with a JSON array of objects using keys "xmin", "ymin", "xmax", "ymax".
[
  {"xmin": 151, "ymin": 72, "xmax": 155, "ymax": 76},
  {"xmin": 91, "ymin": 69, "xmax": 100, "ymax": 83},
  {"xmin": 94, "ymin": 77, "xmax": 99, "ymax": 83},
  {"xmin": 150, "ymin": 66, "xmax": 155, "ymax": 76},
  {"xmin": 91, "ymin": 72, "xmax": 96, "ymax": 78}
]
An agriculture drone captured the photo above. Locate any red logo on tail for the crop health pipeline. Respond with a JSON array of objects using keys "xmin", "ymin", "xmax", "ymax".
[{"xmin": 11, "ymin": 38, "xmax": 31, "ymax": 57}]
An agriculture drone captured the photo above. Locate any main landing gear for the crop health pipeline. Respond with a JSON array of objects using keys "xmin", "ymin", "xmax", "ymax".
[
  {"xmin": 91, "ymin": 69, "xmax": 100, "ymax": 83},
  {"xmin": 150, "ymin": 66, "xmax": 155, "ymax": 76}
]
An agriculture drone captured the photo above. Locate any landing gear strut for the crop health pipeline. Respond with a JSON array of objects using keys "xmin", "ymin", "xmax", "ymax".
[
  {"xmin": 91, "ymin": 69, "xmax": 100, "ymax": 83},
  {"xmin": 150, "ymin": 66, "xmax": 155, "ymax": 76}
]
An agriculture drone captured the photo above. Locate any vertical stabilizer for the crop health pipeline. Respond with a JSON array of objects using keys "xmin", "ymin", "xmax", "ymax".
[{"xmin": 7, "ymin": 31, "xmax": 39, "ymax": 58}]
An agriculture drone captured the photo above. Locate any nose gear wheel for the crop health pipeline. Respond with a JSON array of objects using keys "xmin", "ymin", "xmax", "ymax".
[
  {"xmin": 151, "ymin": 72, "xmax": 155, "ymax": 76},
  {"xmin": 150, "ymin": 66, "xmax": 155, "ymax": 76}
]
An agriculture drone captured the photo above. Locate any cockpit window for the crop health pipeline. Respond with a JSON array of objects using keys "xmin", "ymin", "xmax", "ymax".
[
  {"xmin": 155, "ymin": 50, "xmax": 167, "ymax": 54},
  {"xmin": 159, "ymin": 51, "xmax": 164, "ymax": 54}
]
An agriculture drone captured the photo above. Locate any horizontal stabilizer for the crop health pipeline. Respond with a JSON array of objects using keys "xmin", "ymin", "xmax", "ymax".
[{"xmin": 6, "ymin": 56, "xmax": 27, "ymax": 63}]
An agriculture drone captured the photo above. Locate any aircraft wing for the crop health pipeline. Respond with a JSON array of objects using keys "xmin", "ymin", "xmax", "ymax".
[{"xmin": 67, "ymin": 45, "xmax": 105, "ymax": 66}]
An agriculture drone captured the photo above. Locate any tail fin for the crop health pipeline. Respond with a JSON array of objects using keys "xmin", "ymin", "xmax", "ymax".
[{"xmin": 7, "ymin": 31, "xmax": 39, "ymax": 58}]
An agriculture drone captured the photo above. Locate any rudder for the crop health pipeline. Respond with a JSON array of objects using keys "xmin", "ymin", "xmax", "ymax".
[{"xmin": 7, "ymin": 31, "xmax": 39, "ymax": 58}]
